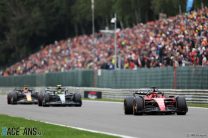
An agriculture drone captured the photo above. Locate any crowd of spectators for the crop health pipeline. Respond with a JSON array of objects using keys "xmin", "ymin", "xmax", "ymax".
[{"xmin": 2, "ymin": 7, "xmax": 208, "ymax": 76}]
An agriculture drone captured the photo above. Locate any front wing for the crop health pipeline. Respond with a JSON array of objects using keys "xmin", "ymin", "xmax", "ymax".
[
  {"xmin": 44, "ymin": 100, "xmax": 81, "ymax": 106},
  {"xmin": 143, "ymin": 106, "xmax": 177, "ymax": 113},
  {"xmin": 16, "ymin": 98, "xmax": 38, "ymax": 104}
]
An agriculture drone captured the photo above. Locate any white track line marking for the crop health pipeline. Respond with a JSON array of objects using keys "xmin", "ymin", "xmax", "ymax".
[{"xmin": 40, "ymin": 121, "xmax": 138, "ymax": 138}]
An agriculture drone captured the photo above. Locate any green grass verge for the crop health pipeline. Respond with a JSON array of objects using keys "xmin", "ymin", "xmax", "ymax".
[
  {"xmin": 83, "ymin": 98, "xmax": 123, "ymax": 102},
  {"xmin": 0, "ymin": 114, "xmax": 119, "ymax": 138},
  {"xmin": 0, "ymin": 92, "xmax": 6, "ymax": 95},
  {"xmin": 187, "ymin": 103, "xmax": 208, "ymax": 108},
  {"xmin": 84, "ymin": 98, "xmax": 208, "ymax": 108}
]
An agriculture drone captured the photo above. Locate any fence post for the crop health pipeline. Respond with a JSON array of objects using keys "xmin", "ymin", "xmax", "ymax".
[{"xmin": 173, "ymin": 66, "xmax": 177, "ymax": 89}]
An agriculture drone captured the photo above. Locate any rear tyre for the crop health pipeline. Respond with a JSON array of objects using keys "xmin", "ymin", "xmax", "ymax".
[
  {"xmin": 74, "ymin": 93, "xmax": 82, "ymax": 107},
  {"xmin": 176, "ymin": 96, "xmax": 188, "ymax": 115},
  {"xmin": 124, "ymin": 97, "xmax": 134, "ymax": 115},
  {"xmin": 42, "ymin": 93, "xmax": 50, "ymax": 107},
  {"xmin": 10, "ymin": 92, "xmax": 17, "ymax": 104},
  {"xmin": 7, "ymin": 93, "xmax": 11, "ymax": 104},
  {"xmin": 38, "ymin": 92, "xmax": 44, "ymax": 106},
  {"xmin": 133, "ymin": 97, "xmax": 144, "ymax": 115},
  {"xmin": 32, "ymin": 92, "xmax": 39, "ymax": 99}
]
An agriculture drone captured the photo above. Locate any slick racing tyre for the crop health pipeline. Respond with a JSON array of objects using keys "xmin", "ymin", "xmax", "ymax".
[
  {"xmin": 133, "ymin": 97, "xmax": 144, "ymax": 115},
  {"xmin": 32, "ymin": 92, "xmax": 39, "ymax": 99},
  {"xmin": 42, "ymin": 93, "xmax": 50, "ymax": 107},
  {"xmin": 124, "ymin": 97, "xmax": 134, "ymax": 115},
  {"xmin": 7, "ymin": 93, "xmax": 11, "ymax": 104},
  {"xmin": 10, "ymin": 92, "xmax": 17, "ymax": 104},
  {"xmin": 74, "ymin": 93, "xmax": 82, "ymax": 107},
  {"xmin": 38, "ymin": 92, "xmax": 44, "ymax": 106},
  {"xmin": 176, "ymin": 96, "xmax": 188, "ymax": 115}
]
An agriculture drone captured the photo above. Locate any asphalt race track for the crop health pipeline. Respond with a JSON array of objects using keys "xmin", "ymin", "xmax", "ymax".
[{"xmin": 0, "ymin": 95, "xmax": 208, "ymax": 138}]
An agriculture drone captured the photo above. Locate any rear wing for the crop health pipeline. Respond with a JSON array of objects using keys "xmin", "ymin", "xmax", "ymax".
[
  {"xmin": 130, "ymin": 89, "xmax": 149, "ymax": 96},
  {"xmin": 131, "ymin": 88, "xmax": 164, "ymax": 96},
  {"xmin": 133, "ymin": 92, "xmax": 148, "ymax": 96}
]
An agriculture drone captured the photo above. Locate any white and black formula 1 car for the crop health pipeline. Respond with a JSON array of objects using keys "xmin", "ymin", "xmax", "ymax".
[
  {"xmin": 38, "ymin": 85, "xmax": 82, "ymax": 107},
  {"xmin": 7, "ymin": 87, "xmax": 38, "ymax": 104},
  {"xmin": 124, "ymin": 87, "xmax": 188, "ymax": 115}
]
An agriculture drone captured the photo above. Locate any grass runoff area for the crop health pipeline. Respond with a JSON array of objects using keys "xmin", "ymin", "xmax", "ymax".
[
  {"xmin": 0, "ymin": 114, "xmax": 118, "ymax": 138},
  {"xmin": 187, "ymin": 103, "xmax": 208, "ymax": 108},
  {"xmin": 83, "ymin": 98, "xmax": 208, "ymax": 108}
]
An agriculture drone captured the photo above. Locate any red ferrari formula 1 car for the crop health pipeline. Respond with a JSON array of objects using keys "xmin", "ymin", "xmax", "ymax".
[{"xmin": 124, "ymin": 88, "xmax": 188, "ymax": 115}]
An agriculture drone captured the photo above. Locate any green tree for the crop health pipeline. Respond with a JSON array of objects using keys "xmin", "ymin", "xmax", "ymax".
[
  {"xmin": 151, "ymin": 0, "xmax": 179, "ymax": 16},
  {"xmin": 71, "ymin": 0, "xmax": 91, "ymax": 35},
  {"xmin": 0, "ymin": 0, "xmax": 74, "ymax": 67},
  {"xmin": 95, "ymin": 0, "xmax": 114, "ymax": 30}
]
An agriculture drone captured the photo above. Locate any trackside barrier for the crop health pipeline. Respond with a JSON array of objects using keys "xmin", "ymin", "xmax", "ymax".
[
  {"xmin": 0, "ymin": 87, "xmax": 208, "ymax": 104},
  {"xmin": 0, "ymin": 67, "xmax": 208, "ymax": 89}
]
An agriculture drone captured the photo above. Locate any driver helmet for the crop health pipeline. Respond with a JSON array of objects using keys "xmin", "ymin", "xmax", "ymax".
[
  {"xmin": 56, "ymin": 85, "xmax": 62, "ymax": 89},
  {"xmin": 152, "ymin": 93, "xmax": 157, "ymax": 98},
  {"xmin": 56, "ymin": 85, "xmax": 62, "ymax": 94},
  {"xmin": 23, "ymin": 86, "xmax": 29, "ymax": 93}
]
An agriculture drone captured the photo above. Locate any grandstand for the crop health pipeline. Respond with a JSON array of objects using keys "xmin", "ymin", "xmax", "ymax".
[{"xmin": 2, "ymin": 7, "xmax": 208, "ymax": 76}]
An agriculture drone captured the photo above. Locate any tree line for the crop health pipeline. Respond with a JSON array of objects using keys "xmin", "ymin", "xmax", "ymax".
[{"xmin": 0, "ymin": 0, "xmax": 206, "ymax": 68}]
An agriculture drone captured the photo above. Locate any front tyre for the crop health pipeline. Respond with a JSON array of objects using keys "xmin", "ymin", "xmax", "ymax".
[
  {"xmin": 176, "ymin": 96, "xmax": 188, "ymax": 115},
  {"xmin": 74, "ymin": 93, "xmax": 82, "ymax": 107}
]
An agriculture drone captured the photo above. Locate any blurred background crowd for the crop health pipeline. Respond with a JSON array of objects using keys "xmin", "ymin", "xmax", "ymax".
[{"xmin": 2, "ymin": 7, "xmax": 208, "ymax": 76}]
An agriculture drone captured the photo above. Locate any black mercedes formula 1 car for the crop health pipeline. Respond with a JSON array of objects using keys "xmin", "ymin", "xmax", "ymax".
[
  {"xmin": 7, "ymin": 87, "xmax": 38, "ymax": 104},
  {"xmin": 38, "ymin": 85, "xmax": 82, "ymax": 107},
  {"xmin": 124, "ymin": 87, "xmax": 188, "ymax": 115}
]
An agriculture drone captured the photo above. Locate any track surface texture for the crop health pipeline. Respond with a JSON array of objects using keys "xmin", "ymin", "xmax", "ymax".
[{"xmin": 0, "ymin": 95, "xmax": 208, "ymax": 138}]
